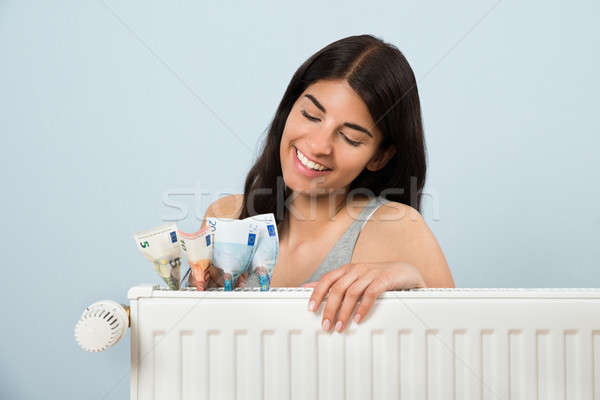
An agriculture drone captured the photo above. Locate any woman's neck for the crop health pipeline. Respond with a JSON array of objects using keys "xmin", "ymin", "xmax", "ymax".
[{"xmin": 280, "ymin": 190, "xmax": 371, "ymax": 249}]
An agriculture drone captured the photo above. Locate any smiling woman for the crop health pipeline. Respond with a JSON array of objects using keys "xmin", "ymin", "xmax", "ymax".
[{"xmin": 196, "ymin": 34, "xmax": 454, "ymax": 331}]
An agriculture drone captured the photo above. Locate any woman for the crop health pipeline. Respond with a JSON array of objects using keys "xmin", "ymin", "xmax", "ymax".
[{"xmin": 192, "ymin": 34, "xmax": 455, "ymax": 332}]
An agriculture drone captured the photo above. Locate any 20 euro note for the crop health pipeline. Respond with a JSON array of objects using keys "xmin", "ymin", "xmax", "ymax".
[{"xmin": 207, "ymin": 217, "xmax": 259, "ymax": 291}]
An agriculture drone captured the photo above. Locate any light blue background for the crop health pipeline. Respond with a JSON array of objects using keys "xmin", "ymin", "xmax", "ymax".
[{"xmin": 1, "ymin": 0, "xmax": 599, "ymax": 398}]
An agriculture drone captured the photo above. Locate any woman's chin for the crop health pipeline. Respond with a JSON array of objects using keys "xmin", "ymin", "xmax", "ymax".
[{"xmin": 283, "ymin": 177, "xmax": 342, "ymax": 197}]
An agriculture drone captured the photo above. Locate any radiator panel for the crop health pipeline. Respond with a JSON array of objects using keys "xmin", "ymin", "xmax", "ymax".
[{"xmin": 128, "ymin": 287, "xmax": 600, "ymax": 400}]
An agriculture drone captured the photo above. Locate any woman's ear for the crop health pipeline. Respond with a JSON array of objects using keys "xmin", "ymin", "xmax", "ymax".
[{"xmin": 366, "ymin": 145, "xmax": 397, "ymax": 172}]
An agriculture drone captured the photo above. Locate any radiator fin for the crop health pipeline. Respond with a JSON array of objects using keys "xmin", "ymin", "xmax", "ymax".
[
  {"xmin": 234, "ymin": 330, "xmax": 247, "ymax": 400},
  {"xmin": 398, "ymin": 330, "xmax": 411, "ymax": 399},
  {"xmin": 317, "ymin": 331, "xmax": 345, "ymax": 399},
  {"xmin": 180, "ymin": 331, "xmax": 194, "ymax": 400},
  {"xmin": 593, "ymin": 330, "xmax": 599, "ymax": 400},
  {"xmin": 289, "ymin": 330, "xmax": 303, "ymax": 400},
  {"xmin": 371, "ymin": 330, "xmax": 385, "ymax": 400}
]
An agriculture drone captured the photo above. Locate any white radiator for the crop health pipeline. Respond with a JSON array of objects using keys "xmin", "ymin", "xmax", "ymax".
[{"xmin": 126, "ymin": 285, "xmax": 600, "ymax": 400}]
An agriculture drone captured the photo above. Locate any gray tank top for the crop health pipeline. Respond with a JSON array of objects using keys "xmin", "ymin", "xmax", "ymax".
[{"xmin": 244, "ymin": 195, "xmax": 390, "ymax": 288}]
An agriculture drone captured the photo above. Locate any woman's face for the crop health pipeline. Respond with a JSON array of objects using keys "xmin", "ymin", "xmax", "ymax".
[{"xmin": 280, "ymin": 79, "xmax": 392, "ymax": 196}]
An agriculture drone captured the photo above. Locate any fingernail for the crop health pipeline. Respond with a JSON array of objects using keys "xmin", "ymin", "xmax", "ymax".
[
  {"xmin": 335, "ymin": 321, "xmax": 343, "ymax": 332},
  {"xmin": 353, "ymin": 314, "xmax": 361, "ymax": 324},
  {"xmin": 322, "ymin": 319, "xmax": 330, "ymax": 331},
  {"xmin": 308, "ymin": 301, "xmax": 315, "ymax": 312}
]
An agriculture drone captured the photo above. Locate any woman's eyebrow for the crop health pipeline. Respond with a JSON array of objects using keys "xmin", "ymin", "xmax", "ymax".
[
  {"xmin": 304, "ymin": 94, "xmax": 373, "ymax": 138},
  {"xmin": 305, "ymin": 94, "xmax": 327, "ymax": 113}
]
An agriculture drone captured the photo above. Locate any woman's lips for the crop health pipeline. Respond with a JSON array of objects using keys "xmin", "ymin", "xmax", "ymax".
[{"xmin": 293, "ymin": 147, "xmax": 332, "ymax": 177}]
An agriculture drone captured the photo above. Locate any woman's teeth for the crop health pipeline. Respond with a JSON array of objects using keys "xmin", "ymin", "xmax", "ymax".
[{"xmin": 296, "ymin": 148, "xmax": 330, "ymax": 171}]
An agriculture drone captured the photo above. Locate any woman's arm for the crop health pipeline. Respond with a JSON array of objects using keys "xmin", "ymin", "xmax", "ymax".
[
  {"xmin": 306, "ymin": 202, "xmax": 455, "ymax": 332},
  {"xmin": 353, "ymin": 201, "xmax": 455, "ymax": 288}
]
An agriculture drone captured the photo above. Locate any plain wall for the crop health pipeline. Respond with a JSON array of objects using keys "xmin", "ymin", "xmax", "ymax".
[{"xmin": 1, "ymin": 0, "xmax": 598, "ymax": 398}]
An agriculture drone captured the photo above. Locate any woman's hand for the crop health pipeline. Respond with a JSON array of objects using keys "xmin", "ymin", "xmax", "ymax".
[
  {"xmin": 303, "ymin": 261, "xmax": 426, "ymax": 332},
  {"xmin": 188, "ymin": 263, "xmax": 248, "ymax": 290}
]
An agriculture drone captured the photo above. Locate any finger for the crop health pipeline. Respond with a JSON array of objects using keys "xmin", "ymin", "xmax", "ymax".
[
  {"xmin": 205, "ymin": 264, "xmax": 222, "ymax": 289},
  {"xmin": 354, "ymin": 278, "xmax": 388, "ymax": 324},
  {"xmin": 308, "ymin": 265, "xmax": 350, "ymax": 313},
  {"xmin": 188, "ymin": 269, "xmax": 196, "ymax": 285},
  {"xmin": 198, "ymin": 269, "xmax": 213, "ymax": 291},
  {"xmin": 205, "ymin": 271, "xmax": 220, "ymax": 289},
  {"xmin": 236, "ymin": 278, "xmax": 246, "ymax": 288},
  {"xmin": 321, "ymin": 270, "xmax": 361, "ymax": 332},
  {"xmin": 235, "ymin": 272, "xmax": 248, "ymax": 289},
  {"xmin": 206, "ymin": 278, "xmax": 218, "ymax": 289},
  {"xmin": 188, "ymin": 270, "xmax": 198, "ymax": 289},
  {"xmin": 208, "ymin": 264, "xmax": 224, "ymax": 287},
  {"xmin": 335, "ymin": 271, "xmax": 378, "ymax": 331},
  {"xmin": 190, "ymin": 268, "xmax": 210, "ymax": 290},
  {"xmin": 190, "ymin": 274, "xmax": 203, "ymax": 291},
  {"xmin": 302, "ymin": 282, "xmax": 319, "ymax": 288}
]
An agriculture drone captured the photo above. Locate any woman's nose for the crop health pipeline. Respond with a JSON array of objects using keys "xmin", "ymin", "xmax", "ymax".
[{"xmin": 307, "ymin": 126, "xmax": 334, "ymax": 155}]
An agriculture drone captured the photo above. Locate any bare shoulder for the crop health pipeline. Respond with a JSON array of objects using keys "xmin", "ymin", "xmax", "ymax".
[
  {"xmin": 204, "ymin": 194, "xmax": 244, "ymax": 219},
  {"xmin": 353, "ymin": 200, "xmax": 455, "ymax": 288},
  {"xmin": 362, "ymin": 200, "xmax": 429, "ymax": 245},
  {"xmin": 372, "ymin": 200, "xmax": 423, "ymax": 225}
]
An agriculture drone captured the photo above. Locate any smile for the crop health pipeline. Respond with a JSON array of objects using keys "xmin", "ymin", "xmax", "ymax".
[
  {"xmin": 292, "ymin": 147, "xmax": 333, "ymax": 178},
  {"xmin": 295, "ymin": 148, "xmax": 331, "ymax": 171}
]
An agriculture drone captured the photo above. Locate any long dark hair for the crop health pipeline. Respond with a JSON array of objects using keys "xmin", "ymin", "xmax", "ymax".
[{"xmin": 238, "ymin": 34, "xmax": 427, "ymax": 224}]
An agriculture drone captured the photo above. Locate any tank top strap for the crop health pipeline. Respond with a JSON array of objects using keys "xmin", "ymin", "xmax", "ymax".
[
  {"xmin": 340, "ymin": 195, "xmax": 388, "ymax": 251},
  {"xmin": 302, "ymin": 195, "xmax": 390, "ymax": 284}
]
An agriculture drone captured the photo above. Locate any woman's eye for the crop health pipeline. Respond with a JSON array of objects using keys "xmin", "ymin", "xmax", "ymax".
[
  {"xmin": 341, "ymin": 133, "xmax": 362, "ymax": 147},
  {"xmin": 301, "ymin": 110, "xmax": 320, "ymax": 122}
]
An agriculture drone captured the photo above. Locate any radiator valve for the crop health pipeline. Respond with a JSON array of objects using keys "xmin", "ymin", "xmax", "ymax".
[{"xmin": 74, "ymin": 300, "xmax": 129, "ymax": 352}]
